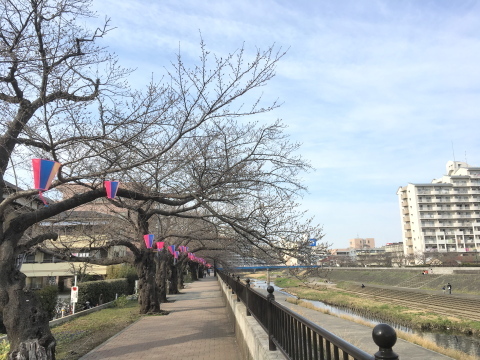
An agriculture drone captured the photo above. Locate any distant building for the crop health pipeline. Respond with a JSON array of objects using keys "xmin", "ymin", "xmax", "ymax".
[
  {"xmin": 349, "ymin": 238, "xmax": 375, "ymax": 249},
  {"xmin": 328, "ymin": 248, "xmax": 356, "ymax": 266},
  {"xmin": 397, "ymin": 161, "xmax": 480, "ymax": 264}
]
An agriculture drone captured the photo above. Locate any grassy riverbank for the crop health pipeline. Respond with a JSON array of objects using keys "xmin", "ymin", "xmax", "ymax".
[
  {"xmin": 1, "ymin": 298, "xmax": 143, "ymax": 360},
  {"xmin": 285, "ymin": 297, "xmax": 478, "ymax": 360},
  {"xmin": 276, "ymin": 279, "xmax": 480, "ymax": 335}
]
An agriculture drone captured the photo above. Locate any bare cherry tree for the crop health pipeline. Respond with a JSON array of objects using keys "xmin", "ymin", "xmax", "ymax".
[{"xmin": 0, "ymin": 1, "xmax": 286, "ymax": 358}]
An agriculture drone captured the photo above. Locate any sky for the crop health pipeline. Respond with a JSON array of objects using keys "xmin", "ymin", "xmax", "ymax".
[{"xmin": 88, "ymin": 0, "xmax": 480, "ymax": 249}]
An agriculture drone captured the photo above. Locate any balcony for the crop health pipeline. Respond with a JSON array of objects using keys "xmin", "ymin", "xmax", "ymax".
[{"xmin": 21, "ymin": 262, "xmax": 107, "ymax": 277}]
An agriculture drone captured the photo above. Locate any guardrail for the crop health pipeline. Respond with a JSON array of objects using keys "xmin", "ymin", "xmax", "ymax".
[{"xmin": 218, "ymin": 271, "xmax": 399, "ymax": 360}]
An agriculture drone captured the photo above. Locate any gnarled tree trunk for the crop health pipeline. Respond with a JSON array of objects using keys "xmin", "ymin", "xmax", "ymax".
[
  {"xmin": 134, "ymin": 250, "xmax": 161, "ymax": 314},
  {"xmin": 155, "ymin": 250, "xmax": 168, "ymax": 303},
  {"xmin": 0, "ymin": 241, "xmax": 56, "ymax": 360},
  {"xmin": 167, "ymin": 257, "xmax": 179, "ymax": 295},
  {"xmin": 189, "ymin": 262, "xmax": 198, "ymax": 281}
]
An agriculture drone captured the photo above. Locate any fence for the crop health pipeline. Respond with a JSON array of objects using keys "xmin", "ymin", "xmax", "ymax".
[{"xmin": 218, "ymin": 271, "xmax": 399, "ymax": 360}]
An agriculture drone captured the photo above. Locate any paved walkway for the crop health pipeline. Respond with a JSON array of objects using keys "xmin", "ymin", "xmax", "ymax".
[{"xmin": 80, "ymin": 276, "xmax": 241, "ymax": 360}]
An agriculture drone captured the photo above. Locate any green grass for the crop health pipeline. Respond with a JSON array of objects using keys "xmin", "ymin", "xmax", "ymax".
[
  {"xmin": 54, "ymin": 300, "xmax": 142, "ymax": 360},
  {"xmin": 274, "ymin": 277, "xmax": 303, "ymax": 288},
  {"xmin": 277, "ymin": 279, "xmax": 480, "ymax": 335},
  {"xmin": 0, "ymin": 299, "xmax": 143, "ymax": 360}
]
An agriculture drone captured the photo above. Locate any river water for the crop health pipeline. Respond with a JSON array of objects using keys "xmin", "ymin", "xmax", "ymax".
[{"xmin": 252, "ymin": 280, "xmax": 480, "ymax": 357}]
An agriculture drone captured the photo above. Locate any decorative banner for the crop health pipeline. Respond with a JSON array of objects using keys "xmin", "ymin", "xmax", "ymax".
[
  {"xmin": 32, "ymin": 159, "xmax": 61, "ymax": 206},
  {"xmin": 156, "ymin": 242, "xmax": 165, "ymax": 250},
  {"xmin": 168, "ymin": 245, "xmax": 176, "ymax": 255},
  {"xmin": 178, "ymin": 246, "xmax": 188, "ymax": 253},
  {"xmin": 144, "ymin": 234, "xmax": 154, "ymax": 249},
  {"xmin": 174, "ymin": 251, "xmax": 179, "ymax": 259},
  {"xmin": 104, "ymin": 181, "xmax": 119, "ymax": 199}
]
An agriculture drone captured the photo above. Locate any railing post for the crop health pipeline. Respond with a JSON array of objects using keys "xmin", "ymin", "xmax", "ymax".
[
  {"xmin": 232, "ymin": 274, "xmax": 235, "ymax": 294},
  {"xmin": 245, "ymin": 279, "xmax": 251, "ymax": 316},
  {"xmin": 267, "ymin": 285, "xmax": 276, "ymax": 351},
  {"xmin": 372, "ymin": 324, "xmax": 399, "ymax": 360},
  {"xmin": 236, "ymin": 276, "xmax": 241, "ymax": 302}
]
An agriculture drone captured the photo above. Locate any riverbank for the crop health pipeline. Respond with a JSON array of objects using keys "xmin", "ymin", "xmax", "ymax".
[
  {"xmin": 276, "ymin": 279, "xmax": 480, "ymax": 336},
  {"xmin": 284, "ymin": 297, "xmax": 474, "ymax": 360}
]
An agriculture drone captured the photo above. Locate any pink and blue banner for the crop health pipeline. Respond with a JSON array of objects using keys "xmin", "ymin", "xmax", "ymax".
[
  {"xmin": 144, "ymin": 234, "xmax": 154, "ymax": 249},
  {"xmin": 156, "ymin": 241, "xmax": 165, "ymax": 250},
  {"xmin": 104, "ymin": 181, "xmax": 119, "ymax": 199},
  {"xmin": 168, "ymin": 245, "xmax": 176, "ymax": 255},
  {"xmin": 32, "ymin": 159, "xmax": 61, "ymax": 191}
]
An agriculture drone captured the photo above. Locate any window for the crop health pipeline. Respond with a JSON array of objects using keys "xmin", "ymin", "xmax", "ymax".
[{"xmin": 24, "ymin": 253, "xmax": 36, "ymax": 263}]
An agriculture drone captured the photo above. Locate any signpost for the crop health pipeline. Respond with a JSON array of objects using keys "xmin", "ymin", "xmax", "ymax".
[
  {"xmin": 71, "ymin": 275, "xmax": 78, "ymax": 314},
  {"xmin": 71, "ymin": 286, "xmax": 78, "ymax": 303}
]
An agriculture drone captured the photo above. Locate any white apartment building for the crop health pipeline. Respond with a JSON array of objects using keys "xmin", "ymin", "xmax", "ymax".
[{"xmin": 397, "ymin": 161, "xmax": 480, "ymax": 261}]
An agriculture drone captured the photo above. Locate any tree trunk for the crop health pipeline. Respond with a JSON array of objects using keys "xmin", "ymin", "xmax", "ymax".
[
  {"xmin": 177, "ymin": 258, "xmax": 186, "ymax": 290},
  {"xmin": 134, "ymin": 250, "xmax": 161, "ymax": 314},
  {"xmin": 0, "ymin": 248, "xmax": 56, "ymax": 360},
  {"xmin": 189, "ymin": 262, "xmax": 198, "ymax": 281},
  {"xmin": 155, "ymin": 250, "xmax": 168, "ymax": 303},
  {"xmin": 167, "ymin": 258, "xmax": 179, "ymax": 295}
]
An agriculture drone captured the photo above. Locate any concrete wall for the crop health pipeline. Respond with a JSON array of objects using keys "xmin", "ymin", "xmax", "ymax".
[{"xmin": 218, "ymin": 278, "xmax": 286, "ymax": 360}]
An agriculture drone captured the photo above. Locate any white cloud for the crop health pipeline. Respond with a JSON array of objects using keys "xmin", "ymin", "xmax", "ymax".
[{"xmin": 87, "ymin": 0, "xmax": 480, "ymax": 249}]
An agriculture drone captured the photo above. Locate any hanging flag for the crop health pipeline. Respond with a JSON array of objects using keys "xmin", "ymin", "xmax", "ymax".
[
  {"xmin": 32, "ymin": 159, "xmax": 61, "ymax": 206},
  {"xmin": 104, "ymin": 181, "xmax": 120, "ymax": 199},
  {"xmin": 168, "ymin": 245, "xmax": 176, "ymax": 255},
  {"xmin": 174, "ymin": 251, "xmax": 179, "ymax": 259},
  {"xmin": 309, "ymin": 239, "xmax": 317, "ymax": 246},
  {"xmin": 144, "ymin": 234, "xmax": 154, "ymax": 249},
  {"xmin": 156, "ymin": 242, "xmax": 165, "ymax": 250}
]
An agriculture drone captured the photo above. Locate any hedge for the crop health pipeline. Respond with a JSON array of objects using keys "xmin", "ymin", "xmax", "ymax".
[
  {"xmin": 35, "ymin": 285, "xmax": 59, "ymax": 319},
  {"xmin": 77, "ymin": 278, "xmax": 129, "ymax": 310}
]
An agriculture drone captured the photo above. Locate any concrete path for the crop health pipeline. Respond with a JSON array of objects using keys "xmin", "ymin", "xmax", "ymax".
[{"xmin": 80, "ymin": 276, "xmax": 241, "ymax": 360}]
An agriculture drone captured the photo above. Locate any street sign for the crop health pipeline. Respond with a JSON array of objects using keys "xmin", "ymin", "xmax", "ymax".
[{"xmin": 71, "ymin": 286, "xmax": 78, "ymax": 303}]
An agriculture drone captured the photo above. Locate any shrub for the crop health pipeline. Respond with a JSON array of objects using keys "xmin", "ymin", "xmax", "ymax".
[
  {"xmin": 36, "ymin": 285, "xmax": 59, "ymax": 320},
  {"xmin": 114, "ymin": 295, "xmax": 129, "ymax": 308},
  {"xmin": 77, "ymin": 279, "xmax": 129, "ymax": 310},
  {"xmin": 0, "ymin": 340, "xmax": 9, "ymax": 360},
  {"xmin": 106, "ymin": 264, "xmax": 138, "ymax": 294}
]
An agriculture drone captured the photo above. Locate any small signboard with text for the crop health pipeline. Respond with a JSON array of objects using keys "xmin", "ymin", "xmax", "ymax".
[{"xmin": 71, "ymin": 286, "xmax": 78, "ymax": 303}]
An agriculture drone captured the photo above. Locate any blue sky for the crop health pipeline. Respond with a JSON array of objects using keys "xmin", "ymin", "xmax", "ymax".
[{"xmin": 89, "ymin": 0, "xmax": 480, "ymax": 249}]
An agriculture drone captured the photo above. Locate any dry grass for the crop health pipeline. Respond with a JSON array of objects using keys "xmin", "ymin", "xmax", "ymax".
[{"xmin": 286, "ymin": 298, "xmax": 479, "ymax": 360}]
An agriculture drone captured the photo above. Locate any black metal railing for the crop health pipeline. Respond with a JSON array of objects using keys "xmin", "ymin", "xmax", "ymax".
[{"xmin": 218, "ymin": 271, "xmax": 399, "ymax": 360}]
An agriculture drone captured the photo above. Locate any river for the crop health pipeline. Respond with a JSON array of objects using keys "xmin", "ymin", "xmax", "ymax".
[{"xmin": 252, "ymin": 280, "xmax": 480, "ymax": 358}]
